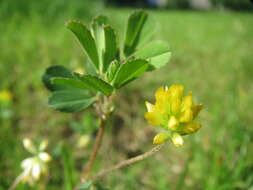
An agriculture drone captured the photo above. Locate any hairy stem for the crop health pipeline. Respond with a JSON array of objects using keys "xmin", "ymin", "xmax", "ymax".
[
  {"xmin": 91, "ymin": 144, "xmax": 164, "ymax": 181},
  {"xmin": 81, "ymin": 118, "xmax": 106, "ymax": 181}
]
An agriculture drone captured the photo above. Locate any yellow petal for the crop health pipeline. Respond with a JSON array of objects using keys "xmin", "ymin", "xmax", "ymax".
[
  {"xmin": 168, "ymin": 116, "xmax": 179, "ymax": 130},
  {"xmin": 155, "ymin": 86, "xmax": 168, "ymax": 114},
  {"xmin": 144, "ymin": 112, "xmax": 162, "ymax": 126},
  {"xmin": 155, "ymin": 86, "xmax": 166, "ymax": 101},
  {"xmin": 170, "ymin": 98, "xmax": 181, "ymax": 115},
  {"xmin": 153, "ymin": 133, "xmax": 169, "ymax": 145},
  {"xmin": 182, "ymin": 122, "xmax": 202, "ymax": 134},
  {"xmin": 179, "ymin": 109, "xmax": 193, "ymax": 123},
  {"xmin": 192, "ymin": 104, "xmax": 203, "ymax": 119},
  {"xmin": 181, "ymin": 92, "xmax": 193, "ymax": 111},
  {"xmin": 168, "ymin": 85, "xmax": 184, "ymax": 100},
  {"xmin": 171, "ymin": 133, "xmax": 184, "ymax": 147},
  {"xmin": 145, "ymin": 101, "xmax": 155, "ymax": 112}
]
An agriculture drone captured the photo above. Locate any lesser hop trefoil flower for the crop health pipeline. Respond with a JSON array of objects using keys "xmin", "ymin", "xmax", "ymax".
[
  {"xmin": 145, "ymin": 85, "xmax": 203, "ymax": 147},
  {"xmin": 19, "ymin": 138, "xmax": 51, "ymax": 185}
]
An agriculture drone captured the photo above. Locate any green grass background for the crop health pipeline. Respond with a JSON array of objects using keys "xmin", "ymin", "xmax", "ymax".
[{"xmin": 1, "ymin": 2, "xmax": 253, "ymax": 190}]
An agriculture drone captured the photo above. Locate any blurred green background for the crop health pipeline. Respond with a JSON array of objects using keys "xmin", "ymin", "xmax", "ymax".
[{"xmin": 1, "ymin": 0, "xmax": 253, "ymax": 189}]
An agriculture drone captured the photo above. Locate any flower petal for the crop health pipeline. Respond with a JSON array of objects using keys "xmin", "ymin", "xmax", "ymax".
[
  {"xmin": 39, "ymin": 140, "xmax": 48, "ymax": 151},
  {"xmin": 145, "ymin": 101, "xmax": 155, "ymax": 112},
  {"xmin": 171, "ymin": 133, "xmax": 184, "ymax": 147},
  {"xmin": 39, "ymin": 152, "xmax": 52, "ymax": 162},
  {"xmin": 181, "ymin": 121, "xmax": 201, "ymax": 134},
  {"xmin": 32, "ymin": 163, "xmax": 41, "ymax": 180},
  {"xmin": 192, "ymin": 104, "xmax": 203, "ymax": 119},
  {"xmin": 155, "ymin": 86, "xmax": 166, "ymax": 101},
  {"xmin": 181, "ymin": 92, "xmax": 193, "ymax": 111},
  {"xmin": 153, "ymin": 132, "xmax": 169, "ymax": 145},
  {"xmin": 155, "ymin": 86, "xmax": 168, "ymax": 114},
  {"xmin": 23, "ymin": 138, "xmax": 36, "ymax": 154},
  {"xmin": 179, "ymin": 109, "xmax": 193, "ymax": 123},
  {"xmin": 168, "ymin": 116, "xmax": 179, "ymax": 130},
  {"xmin": 170, "ymin": 98, "xmax": 181, "ymax": 115},
  {"xmin": 21, "ymin": 158, "xmax": 33, "ymax": 169},
  {"xmin": 144, "ymin": 111, "xmax": 162, "ymax": 126},
  {"xmin": 168, "ymin": 85, "xmax": 184, "ymax": 100}
]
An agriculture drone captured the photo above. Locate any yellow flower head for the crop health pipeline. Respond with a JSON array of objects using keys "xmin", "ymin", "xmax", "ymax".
[
  {"xmin": 0, "ymin": 90, "xmax": 12, "ymax": 103},
  {"xmin": 145, "ymin": 85, "xmax": 203, "ymax": 147}
]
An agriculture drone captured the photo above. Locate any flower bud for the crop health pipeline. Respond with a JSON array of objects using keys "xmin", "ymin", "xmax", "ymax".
[
  {"xmin": 171, "ymin": 133, "xmax": 184, "ymax": 147},
  {"xmin": 153, "ymin": 133, "xmax": 169, "ymax": 145}
]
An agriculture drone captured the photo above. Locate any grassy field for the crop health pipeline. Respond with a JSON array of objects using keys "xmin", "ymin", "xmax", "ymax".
[{"xmin": 1, "ymin": 6, "xmax": 253, "ymax": 190}]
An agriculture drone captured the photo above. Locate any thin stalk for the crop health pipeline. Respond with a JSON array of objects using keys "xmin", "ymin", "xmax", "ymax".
[
  {"xmin": 81, "ymin": 118, "xmax": 106, "ymax": 181},
  {"xmin": 8, "ymin": 173, "xmax": 24, "ymax": 190},
  {"xmin": 91, "ymin": 144, "xmax": 164, "ymax": 181}
]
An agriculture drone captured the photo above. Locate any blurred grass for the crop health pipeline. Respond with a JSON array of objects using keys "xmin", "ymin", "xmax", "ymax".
[{"xmin": 1, "ymin": 5, "xmax": 253, "ymax": 190}]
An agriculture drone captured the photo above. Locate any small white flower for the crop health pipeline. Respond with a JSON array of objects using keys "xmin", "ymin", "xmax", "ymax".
[{"xmin": 18, "ymin": 139, "xmax": 52, "ymax": 185}]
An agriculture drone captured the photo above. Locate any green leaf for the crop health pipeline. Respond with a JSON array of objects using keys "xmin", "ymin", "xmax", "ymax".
[
  {"xmin": 52, "ymin": 78, "xmax": 93, "ymax": 91},
  {"xmin": 124, "ymin": 10, "xmax": 148, "ymax": 57},
  {"xmin": 76, "ymin": 181, "xmax": 93, "ymax": 189},
  {"xmin": 106, "ymin": 60, "xmax": 120, "ymax": 82},
  {"xmin": 42, "ymin": 65, "xmax": 73, "ymax": 91},
  {"xmin": 113, "ymin": 59, "xmax": 148, "ymax": 88},
  {"xmin": 91, "ymin": 16, "xmax": 117, "ymax": 73},
  {"xmin": 137, "ymin": 16, "xmax": 156, "ymax": 47},
  {"xmin": 91, "ymin": 15, "xmax": 109, "ymax": 70},
  {"xmin": 66, "ymin": 21, "xmax": 99, "ymax": 70},
  {"xmin": 134, "ymin": 41, "xmax": 171, "ymax": 70},
  {"xmin": 49, "ymin": 90, "xmax": 96, "ymax": 113},
  {"xmin": 76, "ymin": 75, "xmax": 114, "ymax": 96},
  {"xmin": 103, "ymin": 25, "xmax": 117, "ymax": 72}
]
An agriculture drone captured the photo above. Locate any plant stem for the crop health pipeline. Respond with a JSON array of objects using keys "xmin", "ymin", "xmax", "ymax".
[
  {"xmin": 91, "ymin": 144, "xmax": 164, "ymax": 181},
  {"xmin": 81, "ymin": 118, "xmax": 106, "ymax": 181},
  {"xmin": 8, "ymin": 174, "xmax": 24, "ymax": 190}
]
